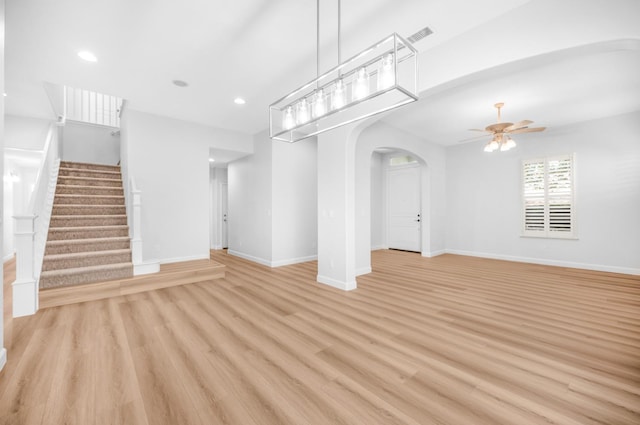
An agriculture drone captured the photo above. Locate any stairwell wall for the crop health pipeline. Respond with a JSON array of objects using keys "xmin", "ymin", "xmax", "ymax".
[{"xmin": 120, "ymin": 109, "xmax": 252, "ymax": 264}]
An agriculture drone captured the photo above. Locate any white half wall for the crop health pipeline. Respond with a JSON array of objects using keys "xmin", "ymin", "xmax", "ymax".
[
  {"xmin": 446, "ymin": 111, "xmax": 640, "ymax": 274},
  {"xmin": 121, "ymin": 109, "xmax": 252, "ymax": 264}
]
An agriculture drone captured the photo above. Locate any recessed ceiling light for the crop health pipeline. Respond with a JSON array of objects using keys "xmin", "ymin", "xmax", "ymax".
[
  {"xmin": 209, "ymin": 158, "xmax": 215, "ymax": 163},
  {"xmin": 3, "ymin": 93, "xmax": 6, "ymax": 97},
  {"xmin": 173, "ymin": 80, "xmax": 189, "ymax": 87},
  {"xmin": 78, "ymin": 51, "xmax": 98, "ymax": 62},
  {"xmin": 234, "ymin": 97, "xmax": 246, "ymax": 105}
]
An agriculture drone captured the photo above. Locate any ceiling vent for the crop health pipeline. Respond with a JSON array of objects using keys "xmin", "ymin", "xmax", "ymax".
[{"xmin": 407, "ymin": 26, "xmax": 433, "ymax": 44}]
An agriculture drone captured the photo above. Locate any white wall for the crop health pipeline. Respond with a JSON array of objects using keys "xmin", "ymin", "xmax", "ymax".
[
  {"xmin": 446, "ymin": 111, "xmax": 640, "ymax": 274},
  {"xmin": 4, "ymin": 115, "xmax": 49, "ymax": 150},
  {"xmin": 1, "ymin": 0, "xmax": 7, "ymax": 371},
  {"xmin": 3, "ymin": 115, "xmax": 48, "ymax": 261},
  {"xmin": 121, "ymin": 109, "xmax": 252, "ymax": 263},
  {"xmin": 61, "ymin": 121, "xmax": 120, "ymax": 165},
  {"xmin": 227, "ymin": 131, "xmax": 272, "ymax": 264},
  {"xmin": 271, "ymin": 137, "xmax": 318, "ymax": 266}
]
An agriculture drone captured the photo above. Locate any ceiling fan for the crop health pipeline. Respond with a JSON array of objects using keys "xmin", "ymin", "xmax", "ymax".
[{"xmin": 469, "ymin": 102, "xmax": 546, "ymax": 152}]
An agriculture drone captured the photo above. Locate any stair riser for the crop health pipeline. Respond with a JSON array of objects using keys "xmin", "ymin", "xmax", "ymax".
[
  {"xmin": 60, "ymin": 162, "xmax": 120, "ymax": 172},
  {"xmin": 50, "ymin": 216, "xmax": 127, "ymax": 227},
  {"xmin": 52, "ymin": 205, "xmax": 126, "ymax": 216},
  {"xmin": 59, "ymin": 169, "xmax": 122, "ymax": 179},
  {"xmin": 42, "ymin": 252, "xmax": 132, "ymax": 271},
  {"xmin": 54, "ymin": 195, "xmax": 125, "ymax": 206},
  {"xmin": 40, "ymin": 266, "xmax": 133, "ymax": 289},
  {"xmin": 48, "ymin": 227, "xmax": 129, "ymax": 241},
  {"xmin": 56, "ymin": 186, "xmax": 123, "ymax": 196},
  {"xmin": 57, "ymin": 177, "xmax": 121, "ymax": 187},
  {"xmin": 46, "ymin": 239, "xmax": 131, "ymax": 255}
]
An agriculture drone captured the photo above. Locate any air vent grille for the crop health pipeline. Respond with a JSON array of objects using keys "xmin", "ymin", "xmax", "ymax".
[{"xmin": 407, "ymin": 26, "xmax": 433, "ymax": 44}]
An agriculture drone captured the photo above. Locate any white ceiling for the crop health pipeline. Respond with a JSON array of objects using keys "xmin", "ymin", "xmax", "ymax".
[{"xmin": 5, "ymin": 0, "xmax": 640, "ymax": 146}]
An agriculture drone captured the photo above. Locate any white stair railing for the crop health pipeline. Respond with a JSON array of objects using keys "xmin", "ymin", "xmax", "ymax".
[
  {"xmin": 64, "ymin": 86, "xmax": 122, "ymax": 127},
  {"xmin": 13, "ymin": 124, "xmax": 60, "ymax": 317}
]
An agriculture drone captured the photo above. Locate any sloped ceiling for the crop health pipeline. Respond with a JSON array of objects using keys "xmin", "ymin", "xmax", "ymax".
[{"xmin": 5, "ymin": 0, "xmax": 640, "ymax": 146}]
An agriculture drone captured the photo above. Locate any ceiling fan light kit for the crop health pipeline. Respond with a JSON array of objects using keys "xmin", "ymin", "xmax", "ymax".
[
  {"xmin": 269, "ymin": 0, "xmax": 419, "ymax": 143},
  {"xmin": 475, "ymin": 102, "xmax": 545, "ymax": 152}
]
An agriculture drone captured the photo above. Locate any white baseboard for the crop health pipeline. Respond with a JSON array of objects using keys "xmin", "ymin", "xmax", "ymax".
[
  {"xmin": 445, "ymin": 249, "xmax": 640, "ymax": 275},
  {"xmin": 3, "ymin": 252, "xmax": 15, "ymax": 263},
  {"xmin": 371, "ymin": 245, "xmax": 387, "ymax": 251},
  {"xmin": 271, "ymin": 255, "xmax": 317, "ymax": 268},
  {"xmin": 229, "ymin": 250, "xmax": 318, "ymax": 268},
  {"xmin": 159, "ymin": 254, "xmax": 210, "ymax": 265},
  {"xmin": 0, "ymin": 348, "xmax": 6, "ymax": 372},
  {"xmin": 422, "ymin": 249, "xmax": 446, "ymax": 258},
  {"xmin": 356, "ymin": 266, "xmax": 372, "ymax": 276},
  {"xmin": 227, "ymin": 250, "xmax": 272, "ymax": 267},
  {"xmin": 317, "ymin": 274, "xmax": 357, "ymax": 291},
  {"xmin": 134, "ymin": 260, "xmax": 160, "ymax": 275}
]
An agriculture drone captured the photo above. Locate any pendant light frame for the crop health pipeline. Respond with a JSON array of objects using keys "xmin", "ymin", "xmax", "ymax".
[{"xmin": 269, "ymin": 2, "xmax": 418, "ymax": 143}]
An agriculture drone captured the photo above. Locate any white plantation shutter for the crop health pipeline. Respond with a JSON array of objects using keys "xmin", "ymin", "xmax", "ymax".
[{"xmin": 522, "ymin": 154, "xmax": 575, "ymax": 238}]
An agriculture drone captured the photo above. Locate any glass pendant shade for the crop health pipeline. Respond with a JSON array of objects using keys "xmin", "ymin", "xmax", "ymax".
[
  {"xmin": 270, "ymin": 33, "xmax": 418, "ymax": 143},
  {"xmin": 282, "ymin": 106, "xmax": 295, "ymax": 130},
  {"xmin": 332, "ymin": 79, "xmax": 346, "ymax": 110},
  {"xmin": 377, "ymin": 54, "xmax": 395, "ymax": 90},
  {"xmin": 313, "ymin": 89, "xmax": 327, "ymax": 118},
  {"xmin": 352, "ymin": 67, "xmax": 370, "ymax": 101},
  {"xmin": 296, "ymin": 98, "xmax": 310, "ymax": 125}
]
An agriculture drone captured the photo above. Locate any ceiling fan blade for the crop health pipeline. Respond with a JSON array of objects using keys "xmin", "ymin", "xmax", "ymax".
[
  {"xmin": 468, "ymin": 128, "xmax": 491, "ymax": 132},
  {"xmin": 509, "ymin": 126, "xmax": 546, "ymax": 134},
  {"xmin": 458, "ymin": 134, "xmax": 489, "ymax": 143},
  {"xmin": 504, "ymin": 120, "xmax": 533, "ymax": 132}
]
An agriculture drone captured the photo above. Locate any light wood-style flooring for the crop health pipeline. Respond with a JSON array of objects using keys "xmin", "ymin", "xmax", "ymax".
[{"xmin": 1, "ymin": 250, "xmax": 639, "ymax": 424}]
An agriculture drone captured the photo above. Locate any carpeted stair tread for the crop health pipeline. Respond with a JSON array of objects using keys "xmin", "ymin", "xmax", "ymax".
[
  {"xmin": 47, "ymin": 225, "xmax": 129, "ymax": 241},
  {"xmin": 57, "ymin": 176, "xmax": 122, "ymax": 187},
  {"xmin": 52, "ymin": 205, "xmax": 127, "ymax": 215},
  {"xmin": 46, "ymin": 237, "xmax": 131, "ymax": 254},
  {"xmin": 39, "ymin": 262, "xmax": 134, "ymax": 289},
  {"xmin": 42, "ymin": 249, "xmax": 132, "ymax": 271},
  {"xmin": 60, "ymin": 161, "xmax": 120, "ymax": 171},
  {"xmin": 55, "ymin": 185, "xmax": 124, "ymax": 195},
  {"xmin": 54, "ymin": 194, "xmax": 125, "ymax": 205},
  {"xmin": 45, "ymin": 248, "xmax": 132, "ymax": 261},
  {"xmin": 49, "ymin": 215, "xmax": 128, "ymax": 227}
]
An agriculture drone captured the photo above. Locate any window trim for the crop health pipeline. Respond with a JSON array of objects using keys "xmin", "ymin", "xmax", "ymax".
[{"xmin": 521, "ymin": 153, "xmax": 576, "ymax": 239}]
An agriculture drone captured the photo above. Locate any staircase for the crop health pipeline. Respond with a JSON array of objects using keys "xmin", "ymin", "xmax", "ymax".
[{"xmin": 39, "ymin": 161, "xmax": 133, "ymax": 289}]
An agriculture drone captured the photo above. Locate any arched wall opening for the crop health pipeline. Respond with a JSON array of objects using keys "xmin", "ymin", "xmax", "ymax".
[{"xmin": 354, "ymin": 121, "xmax": 447, "ymax": 276}]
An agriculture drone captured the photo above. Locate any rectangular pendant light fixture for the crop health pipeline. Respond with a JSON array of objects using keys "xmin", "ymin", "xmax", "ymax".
[{"xmin": 269, "ymin": 33, "xmax": 418, "ymax": 143}]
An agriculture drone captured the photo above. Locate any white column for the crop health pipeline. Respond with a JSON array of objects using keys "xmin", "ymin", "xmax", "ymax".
[
  {"xmin": 13, "ymin": 215, "xmax": 38, "ymax": 317},
  {"xmin": 316, "ymin": 125, "xmax": 360, "ymax": 290}
]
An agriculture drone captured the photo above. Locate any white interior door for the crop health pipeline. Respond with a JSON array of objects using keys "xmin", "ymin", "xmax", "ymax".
[
  {"xmin": 387, "ymin": 165, "xmax": 421, "ymax": 252},
  {"xmin": 221, "ymin": 183, "xmax": 228, "ymax": 249}
]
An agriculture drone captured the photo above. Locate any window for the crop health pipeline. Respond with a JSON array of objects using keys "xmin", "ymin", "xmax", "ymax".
[
  {"xmin": 389, "ymin": 155, "xmax": 417, "ymax": 166},
  {"xmin": 522, "ymin": 154, "xmax": 575, "ymax": 238}
]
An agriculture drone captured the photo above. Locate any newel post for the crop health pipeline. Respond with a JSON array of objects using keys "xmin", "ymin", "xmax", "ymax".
[
  {"xmin": 13, "ymin": 215, "xmax": 38, "ymax": 317},
  {"xmin": 131, "ymin": 186, "xmax": 143, "ymax": 264}
]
